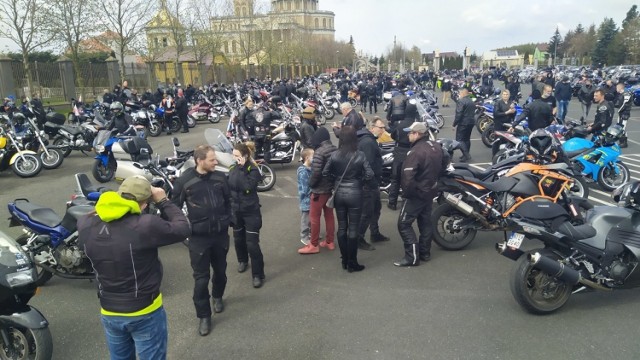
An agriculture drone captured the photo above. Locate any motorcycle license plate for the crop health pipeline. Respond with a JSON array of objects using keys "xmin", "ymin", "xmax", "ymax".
[{"xmin": 507, "ymin": 233, "xmax": 525, "ymax": 249}]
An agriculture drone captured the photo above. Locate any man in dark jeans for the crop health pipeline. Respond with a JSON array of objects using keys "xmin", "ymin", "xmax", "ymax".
[
  {"xmin": 171, "ymin": 145, "xmax": 232, "ymax": 336},
  {"xmin": 453, "ymin": 87, "xmax": 474, "ymax": 162},
  {"xmin": 175, "ymin": 88, "xmax": 189, "ymax": 133}
]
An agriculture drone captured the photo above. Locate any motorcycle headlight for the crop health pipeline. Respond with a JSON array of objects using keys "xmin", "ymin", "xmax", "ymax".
[
  {"xmin": 95, "ymin": 144, "xmax": 105, "ymax": 153},
  {"xmin": 6, "ymin": 269, "xmax": 35, "ymax": 287}
]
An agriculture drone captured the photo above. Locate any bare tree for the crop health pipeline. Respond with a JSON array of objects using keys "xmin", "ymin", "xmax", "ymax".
[
  {"xmin": 0, "ymin": 0, "xmax": 55, "ymax": 96},
  {"xmin": 236, "ymin": 0, "xmax": 269, "ymax": 78},
  {"xmin": 160, "ymin": 0, "xmax": 187, "ymax": 83},
  {"xmin": 99, "ymin": 0, "xmax": 156, "ymax": 83},
  {"xmin": 49, "ymin": 0, "xmax": 98, "ymax": 96}
]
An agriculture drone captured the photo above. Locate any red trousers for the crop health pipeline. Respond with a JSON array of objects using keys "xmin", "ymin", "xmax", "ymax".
[{"xmin": 309, "ymin": 193, "xmax": 335, "ymax": 246}]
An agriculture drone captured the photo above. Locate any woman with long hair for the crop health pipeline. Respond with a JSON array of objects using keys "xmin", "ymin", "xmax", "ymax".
[{"xmin": 322, "ymin": 126, "xmax": 373, "ymax": 272}]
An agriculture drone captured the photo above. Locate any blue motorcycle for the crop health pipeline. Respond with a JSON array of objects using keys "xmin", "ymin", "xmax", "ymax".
[
  {"xmin": 562, "ymin": 125, "xmax": 629, "ymax": 191},
  {"xmin": 8, "ymin": 198, "xmax": 95, "ymax": 286}
]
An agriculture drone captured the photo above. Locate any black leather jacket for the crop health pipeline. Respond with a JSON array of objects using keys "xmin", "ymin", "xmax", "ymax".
[
  {"xmin": 592, "ymin": 100, "xmax": 614, "ymax": 132},
  {"xmin": 248, "ymin": 107, "xmax": 281, "ymax": 137},
  {"xmin": 453, "ymin": 95, "xmax": 475, "ymax": 127},
  {"xmin": 108, "ymin": 113, "xmax": 134, "ymax": 134},
  {"xmin": 309, "ymin": 140, "xmax": 337, "ymax": 194},
  {"xmin": 516, "ymin": 99, "xmax": 553, "ymax": 131},
  {"xmin": 238, "ymin": 107, "xmax": 254, "ymax": 134},
  {"xmin": 322, "ymin": 150, "xmax": 373, "ymax": 193},
  {"xmin": 614, "ymin": 91, "xmax": 632, "ymax": 117},
  {"xmin": 493, "ymin": 100, "xmax": 515, "ymax": 129},
  {"xmin": 228, "ymin": 163, "xmax": 261, "ymax": 214},
  {"xmin": 387, "ymin": 94, "xmax": 408, "ymax": 121},
  {"xmin": 401, "ymin": 136, "xmax": 445, "ymax": 201},
  {"xmin": 357, "ymin": 130, "xmax": 382, "ymax": 185}
]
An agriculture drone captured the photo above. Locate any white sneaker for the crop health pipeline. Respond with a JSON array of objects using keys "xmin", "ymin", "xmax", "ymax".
[{"xmin": 300, "ymin": 238, "xmax": 310, "ymax": 245}]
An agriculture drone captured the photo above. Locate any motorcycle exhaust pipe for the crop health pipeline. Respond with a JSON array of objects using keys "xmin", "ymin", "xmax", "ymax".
[
  {"xmin": 529, "ymin": 252, "xmax": 612, "ymax": 291},
  {"xmin": 528, "ymin": 252, "xmax": 581, "ymax": 285},
  {"xmin": 443, "ymin": 193, "xmax": 491, "ymax": 227},
  {"xmin": 495, "ymin": 242, "xmax": 523, "ymax": 261}
]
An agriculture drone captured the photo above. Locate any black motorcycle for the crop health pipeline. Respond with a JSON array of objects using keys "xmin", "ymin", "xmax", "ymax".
[
  {"xmin": 496, "ymin": 181, "xmax": 640, "ymax": 314},
  {"xmin": 0, "ymin": 229, "xmax": 53, "ymax": 360},
  {"xmin": 13, "ymin": 114, "xmax": 64, "ymax": 170},
  {"xmin": 44, "ymin": 111, "xmax": 106, "ymax": 157}
]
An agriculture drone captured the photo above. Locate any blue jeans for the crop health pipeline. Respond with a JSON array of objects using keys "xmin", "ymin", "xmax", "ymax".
[
  {"xmin": 101, "ymin": 307, "xmax": 168, "ymax": 360},
  {"xmin": 557, "ymin": 100, "xmax": 569, "ymax": 123}
]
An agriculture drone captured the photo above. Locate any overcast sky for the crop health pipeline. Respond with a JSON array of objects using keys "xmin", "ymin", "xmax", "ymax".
[{"xmin": 321, "ymin": 0, "xmax": 635, "ymax": 57}]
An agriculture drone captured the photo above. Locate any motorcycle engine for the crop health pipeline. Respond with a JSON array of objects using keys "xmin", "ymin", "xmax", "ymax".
[
  {"xmin": 610, "ymin": 260, "xmax": 631, "ymax": 283},
  {"xmin": 75, "ymin": 138, "xmax": 87, "ymax": 147},
  {"xmin": 496, "ymin": 193, "xmax": 516, "ymax": 212},
  {"xmin": 56, "ymin": 246, "xmax": 85, "ymax": 270}
]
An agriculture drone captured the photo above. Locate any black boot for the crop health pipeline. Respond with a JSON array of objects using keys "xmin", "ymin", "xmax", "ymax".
[
  {"xmin": 198, "ymin": 317, "xmax": 212, "ymax": 336},
  {"xmin": 357, "ymin": 236, "xmax": 376, "ymax": 251},
  {"xmin": 619, "ymin": 135, "xmax": 628, "ymax": 148},
  {"xmin": 347, "ymin": 237, "xmax": 365, "ymax": 272},
  {"xmin": 338, "ymin": 234, "xmax": 348, "ymax": 270}
]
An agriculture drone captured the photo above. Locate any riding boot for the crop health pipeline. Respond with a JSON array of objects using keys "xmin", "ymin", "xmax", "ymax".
[
  {"xmin": 619, "ymin": 135, "xmax": 628, "ymax": 148},
  {"xmin": 337, "ymin": 233, "xmax": 348, "ymax": 269},
  {"xmin": 346, "ymin": 236, "xmax": 365, "ymax": 272}
]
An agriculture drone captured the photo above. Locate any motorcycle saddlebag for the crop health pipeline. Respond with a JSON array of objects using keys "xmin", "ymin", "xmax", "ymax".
[
  {"xmin": 45, "ymin": 112, "xmax": 66, "ymax": 125},
  {"xmin": 513, "ymin": 199, "xmax": 570, "ymax": 220},
  {"xmin": 122, "ymin": 137, "xmax": 153, "ymax": 156}
]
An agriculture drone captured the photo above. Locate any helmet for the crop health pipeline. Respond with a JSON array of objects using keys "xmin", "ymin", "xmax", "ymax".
[
  {"xmin": 110, "ymin": 101, "xmax": 123, "ymax": 115},
  {"xmin": 604, "ymin": 124, "xmax": 624, "ymax": 145},
  {"xmin": 613, "ymin": 181, "xmax": 640, "ymax": 208},
  {"xmin": 528, "ymin": 129, "xmax": 553, "ymax": 158}
]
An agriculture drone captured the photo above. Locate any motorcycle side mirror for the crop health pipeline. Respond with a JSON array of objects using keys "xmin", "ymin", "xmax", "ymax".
[
  {"xmin": 133, "ymin": 162, "xmax": 144, "ymax": 169},
  {"xmin": 172, "ymin": 137, "xmax": 180, "ymax": 147}
]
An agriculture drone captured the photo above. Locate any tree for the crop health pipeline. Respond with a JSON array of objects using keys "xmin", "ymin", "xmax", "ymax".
[
  {"xmin": 99, "ymin": 0, "xmax": 155, "ymax": 83},
  {"xmin": 49, "ymin": 0, "xmax": 99, "ymax": 96},
  {"xmin": 0, "ymin": 0, "xmax": 55, "ymax": 96},
  {"xmin": 620, "ymin": 5, "xmax": 640, "ymax": 63},
  {"xmin": 592, "ymin": 18, "xmax": 618, "ymax": 66},
  {"xmin": 163, "ymin": 0, "xmax": 187, "ymax": 83},
  {"xmin": 548, "ymin": 26, "xmax": 562, "ymax": 63},
  {"xmin": 622, "ymin": 5, "xmax": 639, "ymax": 29}
]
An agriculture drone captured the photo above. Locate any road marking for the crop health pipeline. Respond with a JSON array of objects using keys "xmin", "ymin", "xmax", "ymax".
[
  {"xmin": 588, "ymin": 196, "xmax": 611, "ymax": 205},
  {"xmin": 628, "ymin": 138, "xmax": 640, "ymax": 145},
  {"xmin": 283, "ymin": 175, "xmax": 298, "ymax": 186},
  {"xmin": 260, "ymin": 191, "xmax": 296, "ymax": 199},
  {"xmin": 591, "ymin": 188, "xmax": 613, "ymax": 197}
]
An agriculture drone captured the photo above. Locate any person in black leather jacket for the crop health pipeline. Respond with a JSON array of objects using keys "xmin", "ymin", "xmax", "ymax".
[
  {"xmin": 493, "ymin": 89, "xmax": 516, "ymax": 132},
  {"xmin": 299, "ymin": 107, "xmax": 317, "ymax": 149},
  {"xmin": 107, "ymin": 101, "xmax": 134, "ymax": 135},
  {"xmin": 332, "ymin": 102, "xmax": 364, "ymax": 138},
  {"xmin": 357, "ymin": 118, "xmax": 389, "ymax": 250},
  {"xmin": 614, "ymin": 82, "xmax": 632, "ymax": 148},
  {"xmin": 228, "ymin": 142, "xmax": 265, "ymax": 288},
  {"xmin": 322, "ymin": 126, "xmax": 374, "ymax": 272},
  {"xmin": 298, "ymin": 127, "xmax": 337, "ymax": 254},
  {"xmin": 386, "ymin": 91, "xmax": 407, "ymax": 126},
  {"xmin": 394, "ymin": 122, "xmax": 445, "ymax": 267},
  {"xmin": 387, "ymin": 99, "xmax": 419, "ymax": 210},
  {"xmin": 453, "ymin": 87, "xmax": 475, "ymax": 162},
  {"xmin": 516, "ymin": 90, "xmax": 553, "ymax": 131},
  {"xmin": 237, "ymin": 98, "xmax": 255, "ymax": 137},
  {"xmin": 248, "ymin": 103, "xmax": 282, "ymax": 163},
  {"xmin": 588, "ymin": 89, "xmax": 613, "ymax": 135}
]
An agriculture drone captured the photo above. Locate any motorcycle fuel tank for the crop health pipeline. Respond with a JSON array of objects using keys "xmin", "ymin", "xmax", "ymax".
[{"xmin": 579, "ymin": 206, "xmax": 633, "ymax": 250}]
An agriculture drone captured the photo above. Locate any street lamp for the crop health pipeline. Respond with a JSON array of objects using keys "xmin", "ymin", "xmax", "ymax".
[
  {"xmin": 336, "ymin": 50, "xmax": 339, "ymax": 69},
  {"xmin": 278, "ymin": 40, "xmax": 283, "ymax": 79}
]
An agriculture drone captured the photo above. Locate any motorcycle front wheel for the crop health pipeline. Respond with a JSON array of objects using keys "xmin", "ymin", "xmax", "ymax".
[
  {"xmin": 598, "ymin": 161, "xmax": 630, "ymax": 192},
  {"xmin": 40, "ymin": 148, "xmax": 64, "ymax": 170},
  {"xmin": 324, "ymin": 108, "xmax": 335, "ymax": 120},
  {"xmin": 187, "ymin": 116, "xmax": 197, "ymax": 128},
  {"xmin": 169, "ymin": 117, "xmax": 182, "ymax": 133},
  {"xmin": 16, "ymin": 235, "xmax": 54, "ymax": 287},
  {"xmin": 256, "ymin": 163, "xmax": 276, "ymax": 192},
  {"xmin": 510, "ymin": 249, "xmax": 572, "ymax": 315},
  {"xmin": 12, "ymin": 153, "xmax": 43, "ymax": 178},
  {"xmin": 432, "ymin": 203, "xmax": 477, "ymax": 250},
  {"xmin": 148, "ymin": 122, "xmax": 162, "ymax": 137},
  {"xmin": 208, "ymin": 111, "xmax": 221, "ymax": 124},
  {"xmin": 92, "ymin": 158, "xmax": 115, "ymax": 183},
  {"xmin": 567, "ymin": 176, "xmax": 589, "ymax": 199},
  {"xmin": 0, "ymin": 325, "xmax": 53, "ymax": 360},
  {"xmin": 435, "ymin": 114, "xmax": 445, "ymax": 129},
  {"xmin": 316, "ymin": 114, "xmax": 327, "ymax": 126},
  {"xmin": 476, "ymin": 115, "xmax": 493, "ymax": 134}
]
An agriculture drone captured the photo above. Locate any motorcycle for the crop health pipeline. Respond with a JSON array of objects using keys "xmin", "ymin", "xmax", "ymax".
[
  {"xmin": 129, "ymin": 102, "xmax": 163, "ymax": 138},
  {"xmin": 496, "ymin": 181, "xmax": 640, "ymax": 314},
  {"xmin": 0, "ymin": 119, "xmax": 43, "ymax": 178},
  {"xmin": 45, "ymin": 111, "xmax": 107, "ymax": 157},
  {"xmin": 432, "ymin": 161, "xmax": 583, "ymax": 251},
  {"xmin": 0, "ymin": 229, "xmax": 53, "ymax": 360},
  {"xmin": 204, "ymin": 128, "xmax": 276, "ymax": 192},
  {"xmin": 8, "ymin": 198, "xmax": 96, "ymax": 286},
  {"xmin": 91, "ymin": 128, "xmax": 154, "ymax": 183},
  {"xmin": 188, "ymin": 95, "xmax": 221, "ymax": 124},
  {"xmin": 562, "ymin": 125, "xmax": 629, "ymax": 191},
  {"xmin": 11, "ymin": 114, "xmax": 64, "ymax": 170}
]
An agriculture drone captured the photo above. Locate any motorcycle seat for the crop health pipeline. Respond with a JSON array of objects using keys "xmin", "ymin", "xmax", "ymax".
[
  {"xmin": 556, "ymin": 221, "xmax": 597, "ymax": 240},
  {"xmin": 566, "ymin": 148, "xmax": 593, "ymax": 159},
  {"xmin": 61, "ymin": 125, "xmax": 83, "ymax": 135},
  {"xmin": 463, "ymin": 175, "xmax": 518, "ymax": 193},
  {"xmin": 454, "ymin": 164, "xmax": 493, "ymax": 180},
  {"xmin": 67, "ymin": 205, "xmax": 95, "ymax": 221},
  {"xmin": 14, "ymin": 200, "xmax": 62, "ymax": 228},
  {"xmin": 76, "ymin": 173, "xmax": 110, "ymax": 197}
]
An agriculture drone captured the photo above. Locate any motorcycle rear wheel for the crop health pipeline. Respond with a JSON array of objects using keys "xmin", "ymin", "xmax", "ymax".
[
  {"xmin": 39, "ymin": 148, "xmax": 64, "ymax": 170},
  {"xmin": 187, "ymin": 116, "xmax": 197, "ymax": 128},
  {"xmin": 52, "ymin": 136, "xmax": 72, "ymax": 157},
  {"xmin": 432, "ymin": 203, "xmax": 477, "ymax": 250},
  {"xmin": 256, "ymin": 163, "xmax": 276, "ymax": 192},
  {"xmin": 435, "ymin": 114, "xmax": 445, "ymax": 129},
  {"xmin": 324, "ymin": 108, "xmax": 335, "ymax": 120},
  {"xmin": 316, "ymin": 114, "xmax": 327, "ymax": 126},
  {"xmin": 16, "ymin": 234, "xmax": 53, "ymax": 287},
  {"xmin": 169, "ymin": 118, "xmax": 182, "ymax": 133},
  {"xmin": 12, "ymin": 153, "xmax": 43, "ymax": 178},
  {"xmin": 510, "ymin": 249, "xmax": 572, "ymax": 314},
  {"xmin": 598, "ymin": 161, "xmax": 630, "ymax": 192},
  {"xmin": 481, "ymin": 127, "xmax": 495, "ymax": 148},
  {"xmin": 476, "ymin": 115, "xmax": 493, "ymax": 134},
  {"xmin": 0, "ymin": 325, "xmax": 53, "ymax": 360},
  {"xmin": 208, "ymin": 111, "xmax": 221, "ymax": 124},
  {"xmin": 92, "ymin": 158, "xmax": 115, "ymax": 183}
]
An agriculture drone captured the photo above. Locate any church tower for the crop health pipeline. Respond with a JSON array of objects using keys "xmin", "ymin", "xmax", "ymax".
[{"xmin": 234, "ymin": 0, "xmax": 254, "ymax": 17}]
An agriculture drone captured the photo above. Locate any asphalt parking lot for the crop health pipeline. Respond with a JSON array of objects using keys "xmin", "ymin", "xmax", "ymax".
[{"xmin": 1, "ymin": 97, "xmax": 640, "ymax": 359}]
